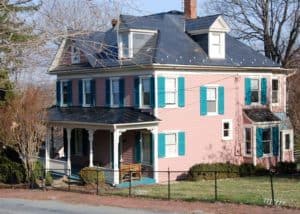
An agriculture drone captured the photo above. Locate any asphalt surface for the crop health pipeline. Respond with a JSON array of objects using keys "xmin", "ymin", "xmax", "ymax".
[{"xmin": 0, "ymin": 198, "xmax": 183, "ymax": 214}]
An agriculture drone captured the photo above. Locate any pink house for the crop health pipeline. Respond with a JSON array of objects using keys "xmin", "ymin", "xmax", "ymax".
[{"xmin": 45, "ymin": 0, "xmax": 294, "ymax": 186}]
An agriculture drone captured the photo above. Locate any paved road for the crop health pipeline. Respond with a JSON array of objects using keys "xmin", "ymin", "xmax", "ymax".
[{"xmin": 0, "ymin": 198, "xmax": 181, "ymax": 214}]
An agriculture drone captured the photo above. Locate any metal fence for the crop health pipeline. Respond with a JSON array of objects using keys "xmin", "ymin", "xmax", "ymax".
[{"xmin": 0, "ymin": 168, "xmax": 299, "ymax": 208}]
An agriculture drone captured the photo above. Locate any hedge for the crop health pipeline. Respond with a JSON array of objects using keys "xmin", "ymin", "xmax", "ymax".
[
  {"xmin": 79, "ymin": 167, "xmax": 105, "ymax": 185},
  {"xmin": 0, "ymin": 156, "xmax": 25, "ymax": 184}
]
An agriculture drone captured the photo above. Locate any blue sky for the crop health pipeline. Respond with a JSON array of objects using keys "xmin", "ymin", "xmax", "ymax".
[{"xmin": 128, "ymin": 0, "xmax": 208, "ymax": 16}]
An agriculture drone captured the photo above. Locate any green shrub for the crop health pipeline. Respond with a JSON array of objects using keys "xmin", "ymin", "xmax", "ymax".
[
  {"xmin": 79, "ymin": 167, "xmax": 105, "ymax": 185},
  {"xmin": 33, "ymin": 161, "xmax": 44, "ymax": 180},
  {"xmin": 45, "ymin": 172, "xmax": 53, "ymax": 186},
  {"xmin": 253, "ymin": 164, "xmax": 269, "ymax": 176},
  {"xmin": 276, "ymin": 162, "xmax": 297, "ymax": 174},
  {"xmin": 239, "ymin": 163, "xmax": 256, "ymax": 177},
  {"xmin": 188, "ymin": 163, "xmax": 240, "ymax": 180},
  {"xmin": 0, "ymin": 156, "xmax": 25, "ymax": 184}
]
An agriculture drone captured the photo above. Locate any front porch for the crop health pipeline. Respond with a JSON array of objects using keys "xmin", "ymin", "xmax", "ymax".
[{"xmin": 45, "ymin": 107, "xmax": 159, "ymax": 186}]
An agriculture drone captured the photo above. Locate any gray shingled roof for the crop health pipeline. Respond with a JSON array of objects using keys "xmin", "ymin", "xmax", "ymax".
[
  {"xmin": 52, "ymin": 11, "xmax": 280, "ymax": 72},
  {"xmin": 244, "ymin": 108, "xmax": 281, "ymax": 123},
  {"xmin": 48, "ymin": 106, "xmax": 159, "ymax": 125}
]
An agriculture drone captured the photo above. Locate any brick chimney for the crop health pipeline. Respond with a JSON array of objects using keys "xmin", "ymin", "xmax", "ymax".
[{"xmin": 184, "ymin": 0, "xmax": 197, "ymax": 19}]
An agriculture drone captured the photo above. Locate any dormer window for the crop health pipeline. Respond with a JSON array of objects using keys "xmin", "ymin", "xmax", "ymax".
[
  {"xmin": 209, "ymin": 32, "xmax": 225, "ymax": 59},
  {"xmin": 118, "ymin": 29, "xmax": 156, "ymax": 59},
  {"xmin": 71, "ymin": 46, "xmax": 80, "ymax": 64}
]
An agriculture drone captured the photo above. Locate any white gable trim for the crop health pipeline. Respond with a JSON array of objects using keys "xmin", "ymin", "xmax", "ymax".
[
  {"xmin": 210, "ymin": 16, "xmax": 230, "ymax": 33},
  {"xmin": 49, "ymin": 39, "xmax": 67, "ymax": 72}
]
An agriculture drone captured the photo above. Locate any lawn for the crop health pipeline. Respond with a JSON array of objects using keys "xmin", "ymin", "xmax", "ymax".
[{"xmin": 112, "ymin": 176, "xmax": 300, "ymax": 208}]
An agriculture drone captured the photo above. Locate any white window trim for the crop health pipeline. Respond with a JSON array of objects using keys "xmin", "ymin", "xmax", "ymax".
[
  {"xmin": 271, "ymin": 77, "xmax": 280, "ymax": 106},
  {"xmin": 282, "ymin": 130, "xmax": 293, "ymax": 151},
  {"xmin": 139, "ymin": 75, "xmax": 152, "ymax": 109},
  {"xmin": 243, "ymin": 126, "xmax": 252, "ymax": 157},
  {"xmin": 110, "ymin": 77, "xmax": 121, "ymax": 107},
  {"xmin": 162, "ymin": 130, "xmax": 180, "ymax": 158},
  {"xmin": 262, "ymin": 127, "xmax": 273, "ymax": 157},
  {"xmin": 82, "ymin": 79, "xmax": 92, "ymax": 107},
  {"xmin": 118, "ymin": 30, "xmax": 156, "ymax": 59},
  {"xmin": 222, "ymin": 119, "xmax": 233, "ymax": 141},
  {"xmin": 71, "ymin": 46, "xmax": 80, "ymax": 64},
  {"xmin": 208, "ymin": 32, "xmax": 225, "ymax": 59},
  {"xmin": 206, "ymin": 84, "xmax": 219, "ymax": 116},
  {"xmin": 60, "ymin": 80, "xmax": 69, "ymax": 107},
  {"xmin": 250, "ymin": 78, "xmax": 261, "ymax": 105}
]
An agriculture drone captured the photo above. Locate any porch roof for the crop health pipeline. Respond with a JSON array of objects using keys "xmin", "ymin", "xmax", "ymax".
[
  {"xmin": 243, "ymin": 108, "xmax": 281, "ymax": 123},
  {"xmin": 47, "ymin": 106, "xmax": 160, "ymax": 125}
]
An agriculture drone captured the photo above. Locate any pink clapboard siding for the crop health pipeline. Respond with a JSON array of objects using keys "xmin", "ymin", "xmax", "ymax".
[{"xmin": 157, "ymin": 73, "xmax": 286, "ymax": 173}]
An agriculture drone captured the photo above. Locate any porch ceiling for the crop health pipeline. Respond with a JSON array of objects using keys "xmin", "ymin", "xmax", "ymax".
[
  {"xmin": 47, "ymin": 106, "xmax": 160, "ymax": 126},
  {"xmin": 243, "ymin": 108, "xmax": 281, "ymax": 123}
]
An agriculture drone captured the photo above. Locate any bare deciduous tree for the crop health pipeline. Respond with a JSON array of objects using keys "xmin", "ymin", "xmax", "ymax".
[
  {"xmin": 0, "ymin": 86, "xmax": 51, "ymax": 183},
  {"xmin": 206, "ymin": 0, "xmax": 300, "ymax": 66}
]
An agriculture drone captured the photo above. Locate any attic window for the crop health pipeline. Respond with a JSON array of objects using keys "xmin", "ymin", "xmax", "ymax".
[
  {"xmin": 209, "ymin": 32, "xmax": 225, "ymax": 59},
  {"xmin": 71, "ymin": 46, "xmax": 80, "ymax": 64},
  {"xmin": 119, "ymin": 30, "xmax": 156, "ymax": 59}
]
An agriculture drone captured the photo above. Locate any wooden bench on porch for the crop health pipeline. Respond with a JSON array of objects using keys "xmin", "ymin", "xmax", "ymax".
[{"xmin": 120, "ymin": 163, "xmax": 142, "ymax": 182}]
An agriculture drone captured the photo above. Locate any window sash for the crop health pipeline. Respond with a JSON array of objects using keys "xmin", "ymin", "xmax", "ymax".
[
  {"xmin": 111, "ymin": 80, "xmax": 120, "ymax": 106},
  {"xmin": 83, "ymin": 80, "xmax": 91, "ymax": 105},
  {"xmin": 62, "ymin": 82, "xmax": 68, "ymax": 105},
  {"xmin": 120, "ymin": 33, "xmax": 129, "ymax": 58},
  {"xmin": 141, "ymin": 78, "xmax": 151, "ymax": 106},
  {"xmin": 245, "ymin": 128, "xmax": 252, "ymax": 155},
  {"xmin": 165, "ymin": 78, "xmax": 176, "ymax": 105},
  {"xmin": 285, "ymin": 134, "xmax": 290, "ymax": 150},
  {"xmin": 272, "ymin": 80, "xmax": 279, "ymax": 104},
  {"xmin": 165, "ymin": 133, "xmax": 177, "ymax": 157},
  {"xmin": 262, "ymin": 128, "xmax": 271, "ymax": 155},
  {"xmin": 71, "ymin": 47, "xmax": 80, "ymax": 64}
]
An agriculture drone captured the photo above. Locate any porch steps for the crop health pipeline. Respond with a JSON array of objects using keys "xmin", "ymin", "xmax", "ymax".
[{"xmin": 116, "ymin": 177, "xmax": 156, "ymax": 188}]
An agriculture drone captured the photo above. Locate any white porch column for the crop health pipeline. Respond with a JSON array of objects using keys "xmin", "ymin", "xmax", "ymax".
[
  {"xmin": 88, "ymin": 129, "xmax": 95, "ymax": 167},
  {"xmin": 66, "ymin": 128, "xmax": 72, "ymax": 175},
  {"xmin": 113, "ymin": 129, "xmax": 121, "ymax": 185},
  {"xmin": 45, "ymin": 127, "xmax": 51, "ymax": 172},
  {"xmin": 151, "ymin": 127, "xmax": 159, "ymax": 182},
  {"xmin": 253, "ymin": 126, "xmax": 257, "ymax": 166}
]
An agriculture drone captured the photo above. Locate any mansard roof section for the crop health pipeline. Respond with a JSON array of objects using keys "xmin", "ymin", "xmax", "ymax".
[{"xmin": 49, "ymin": 11, "xmax": 281, "ymax": 73}]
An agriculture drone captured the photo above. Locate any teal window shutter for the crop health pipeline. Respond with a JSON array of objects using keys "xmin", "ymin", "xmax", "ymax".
[
  {"xmin": 218, "ymin": 86, "xmax": 224, "ymax": 115},
  {"xmin": 119, "ymin": 79, "xmax": 125, "ymax": 107},
  {"xmin": 158, "ymin": 133, "xmax": 166, "ymax": 158},
  {"xmin": 134, "ymin": 77, "xmax": 140, "ymax": 107},
  {"xmin": 261, "ymin": 78, "xmax": 267, "ymax": 105},
  {"xmin": 256, "ymin": 128, "xmax": 263, "ymax": 158},
  {"xmin": 135, "ymin": 133, "xmax": 141, "ymax": 163},
  {"xmin": 91, "ymin": 79, "xmax": 96, "ymax": 106},
  {"xmin": 78, "ymin": 80, "xmax": 83, "ymax": 106},
  {"xmin": 157, "ymin": 77, "xmax": 166, "ymax": 108},
  {"xmin": 105, "ymin": 79, "xmax": 110, "ymax": 107},
  {"xmin": 150, "ymin": 77, "xmax": 155, "ymax": 108},
  {"xmin": 200, "ymin": 86, "xmax": 207, "ymax": 115},
  {"xmin": 178, "ymin": 77, "xmax": 185, "ymax": 107},
  {"xmin": 178, "ymin": 132, "xmax": 186, "ymax": 156},
  {"xmin": 56, "ymin": 81, "xmax": 61, "ymax": 106},
  {"xmin": 245, "ymin": 78, "xmax": 251, "ymax": 105},
  {"xmin": 67, "ymin": 80, "xmax": 72, "ymax": 106},
  {"xmin": 150, "ymin": 134, "xmax": 154, "ymax": 164},
  {"xmin": 272, "ymin": 126, "xmax": 279, "ymax": 156}
]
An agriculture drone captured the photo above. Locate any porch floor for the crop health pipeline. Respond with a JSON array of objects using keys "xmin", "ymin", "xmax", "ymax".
[{"xmin": 116, "ymin": 177, "xmax": 156, "ymax": 188}]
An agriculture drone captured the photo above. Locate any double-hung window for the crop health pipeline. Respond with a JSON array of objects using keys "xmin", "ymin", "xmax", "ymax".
[
  {"xmin": 251, "ymin": 79, "xmax": 259, "ymax": 103},
  {"xmin": 165, "ymin": 133, "xmax": 177, "ymax": 157},
  {"xmin": 285, "ymin": 133, "xmax": 291, "ymax": 150},
  {"xmin": 207, "ymin": 87, "xmax": 217, "ymax": 114},
  {"xmin": 83, "ymin": 79, "xmax": 92, "ymax": 106},
  {"xmin": 111, "ymin": 79, "xmax": 120, "ymax": 106},
  {"xmin": 244, "ymin": 128, "xmax": 252, "ymax": 155},
  {"xmin": 262, "ymin": 128, "xmax": 272, "ymax": 155},
  {"xmin": 272, "ymin": 79, "xmax": 279, "ymax": 104},
  {"xmin": 61, "ymin": 81, "xmax": 69, "ymax": 106},
  {"xmin": 165, "ymin": 78, "xmax": 177, "ymax": 105},
  {"xmin": 141, "ymin": 78, "xmax": 151, "ymax": 107},
  {"xmin": 71, "ymin": 46, "xmax": 80, "ymax": 64},
  {"xmin": 222, "ymin": 119, "xmax": 233, "ymax": 140}
]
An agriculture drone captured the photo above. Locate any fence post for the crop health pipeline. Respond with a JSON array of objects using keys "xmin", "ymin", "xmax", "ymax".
[
  {"xmin": 68, "ymin": 169, "xmax": 71, "ymax": 192},
  {"xmin": 270, "ymin": 171, "xmax": 275, "ymax": 206},
  {"xmin": 214, "ymin": 171, "xmax": 218, "ymax": 201},
  {"xmin": 96, "ymin": 169, "xmax": 99, "ymax": 195},
  {"xmin": 129, "ymin": 170, "xmax": 132, "ymax": 197},
  {"xmin": 168, "ymin": 168, "xmax": 170, "ymax": 200}
]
